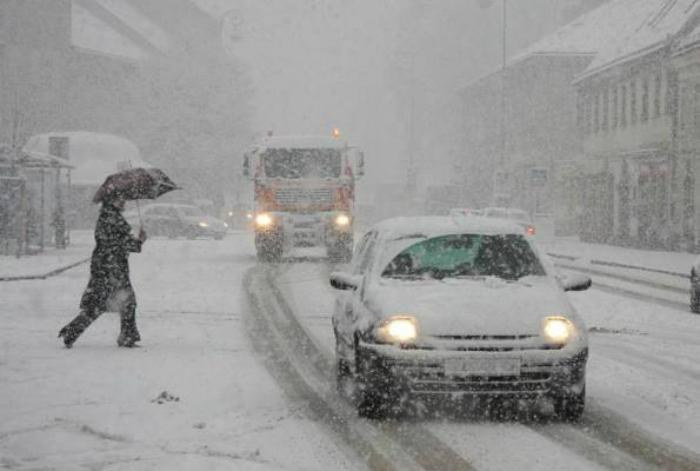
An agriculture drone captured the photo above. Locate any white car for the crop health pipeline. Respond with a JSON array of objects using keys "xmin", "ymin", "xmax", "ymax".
[
  {"xmin": 482, "ymin": 207, "xmax": 535, "ymax": 235},
  {"xmin": 448, "ymin": 208, "xmax": 482, "ymax": 218},
  {"xmin": 330, "ymin": 216, "xmax": 591, "ymax": 420},
  {"xmin": 125, "ymin": 204, "xmax": 228, "ymax": 240}
]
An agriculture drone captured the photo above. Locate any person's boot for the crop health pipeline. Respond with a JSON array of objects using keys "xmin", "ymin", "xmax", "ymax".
[
  {"xmin": 58, "ymin": 312, "xmax": 94, "ymax": 348},
  {"xmin": 117, "ymin": 311, "xmax": 140, "ymax": 347}
]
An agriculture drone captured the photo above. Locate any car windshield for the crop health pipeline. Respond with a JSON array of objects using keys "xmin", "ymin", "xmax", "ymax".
[
  {"xmin": 262, "ymin": 148, "xmax": 342, "ymax": 179},
  {"xmin": 381, "ymin": 233, "xmax": 545, "ymax": 281}
]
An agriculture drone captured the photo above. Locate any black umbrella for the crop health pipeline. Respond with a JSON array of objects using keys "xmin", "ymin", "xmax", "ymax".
[{"xmin": 93, "ymin": 167, "xmax": 179, "ymax": 204}]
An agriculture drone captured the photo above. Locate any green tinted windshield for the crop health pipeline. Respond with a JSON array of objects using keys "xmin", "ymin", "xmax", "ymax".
[{"xmin": 381, "ymin": 234, "xmax": 545, "ymax": 280}]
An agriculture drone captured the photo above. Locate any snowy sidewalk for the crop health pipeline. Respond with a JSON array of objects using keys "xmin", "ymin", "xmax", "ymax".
[
  {"xmin": 542, "ymin": 238, "xmax": 694, "ymax": 277},
  {"xmin": 0, "ymin": 231, "xmax": 93, "ymax": 281}
]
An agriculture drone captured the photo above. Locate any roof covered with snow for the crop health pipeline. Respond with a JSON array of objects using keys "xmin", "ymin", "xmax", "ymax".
[
  {"xmin": 579, "ymin": 0, "xmax": 700, "ymax": 79},
  {"xmin": 24, "ymin": 132, "xmax": 152, "ymax": 185},
  {"xmin": 371, "ymin": 216, "xmax": 524, "ymax": 239},
  {"xmin": 508, "ymin": 0, "xmax": 646, "ymax": 65}
]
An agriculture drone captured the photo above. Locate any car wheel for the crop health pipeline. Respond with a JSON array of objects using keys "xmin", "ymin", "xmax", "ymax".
[
  {"xmin": 552, "ymin": 386, "xmax": 585, "ymax": 422},
  {"xmin": 256, "ymin": 234, "xmax": 283, "ymax": 263},
  {"xmin": 690, "ymin": 287, "xmax": 700, "ymax": 313},
  {"xmin": 336, "ymin": 358, "xmax": 355, "ymax": 401},
  {"xmin": 355, "ymin": 350, "xmax": 395, "ymax": 419}
]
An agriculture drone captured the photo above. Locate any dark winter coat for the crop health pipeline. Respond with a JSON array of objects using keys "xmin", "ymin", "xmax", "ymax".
[{"xmin": 80, "ymin": 204, "xmax": 142, "ymax": 314}]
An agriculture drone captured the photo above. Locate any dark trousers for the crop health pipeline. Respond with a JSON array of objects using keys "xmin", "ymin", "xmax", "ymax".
[{"xmin": 60, "ymin": 296, "xmax": 139, "ymax": 346}]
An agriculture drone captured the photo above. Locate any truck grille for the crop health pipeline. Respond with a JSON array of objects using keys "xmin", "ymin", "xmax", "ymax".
[{"xmin": 275, "ymin": 188, "xmax": 334, "ymax": 206}]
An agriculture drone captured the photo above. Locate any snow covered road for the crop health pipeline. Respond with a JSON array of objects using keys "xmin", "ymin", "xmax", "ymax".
[
  {"xmin": 3, "ymin": 234, "xmax": 700, "ymax": 470},
  {"xmin": 0, "ymin": 234, "xmax": 362, "ymax": 470}
]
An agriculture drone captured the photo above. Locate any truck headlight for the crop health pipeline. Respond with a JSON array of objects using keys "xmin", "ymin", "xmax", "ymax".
[
  {"xmin": 198, "ymin": 221, "xmax": 209, "ymax": 228},
  {"xmin": 335, "ymin": 214, "xmax": 351, "ymax": 227},
  {"xmin": 255, "ymin": 213, "xmax": 273, "ymax": 228},
  {"xmin": 375, "ymin": 316, "xmax": 418, "ymax": 344},
  {"xmin": 542, "ymin": 316, "xmax": 574, "ymax": 345}
]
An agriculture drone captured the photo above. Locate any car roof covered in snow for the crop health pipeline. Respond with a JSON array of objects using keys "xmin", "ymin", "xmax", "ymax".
[
  {"xmin": 370, "ymin": 216, "xmax": 524, "ymax": 240},
  {"xmin": 254, "ymin": 135, "xmax": 347, "ymax": 150}
]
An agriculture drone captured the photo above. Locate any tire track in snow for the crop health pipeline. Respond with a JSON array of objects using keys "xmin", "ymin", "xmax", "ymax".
[{"xmin": 593, "ymin": 337, "xmax": 700, "ymax": 390}]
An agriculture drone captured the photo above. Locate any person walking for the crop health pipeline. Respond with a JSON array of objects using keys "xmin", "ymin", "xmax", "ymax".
[{"xmin": 58, "ymin": 196, "xmax": 147, "ymax": 348}]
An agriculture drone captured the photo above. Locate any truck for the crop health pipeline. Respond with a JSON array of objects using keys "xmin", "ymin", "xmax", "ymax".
[{"xmin": 243, "ymin": 133, "xmax": 364, "ymax": 262}]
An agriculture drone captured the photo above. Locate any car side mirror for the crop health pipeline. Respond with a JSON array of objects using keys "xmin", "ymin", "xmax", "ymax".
[
  {"xmin": 562, "ymin": 273, "xmax": 592, "ymax": 292},
  {"xmin": 330, "ymin": 272, "xmax": 362, "ymax": 291}
]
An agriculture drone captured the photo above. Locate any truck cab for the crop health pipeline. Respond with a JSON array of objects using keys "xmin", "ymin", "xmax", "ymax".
[{"xmin": 243, "ymin": 134, "xmax": 364, "ymax": 262}]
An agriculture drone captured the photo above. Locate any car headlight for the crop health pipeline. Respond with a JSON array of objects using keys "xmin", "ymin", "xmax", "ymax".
[
  {"xmin": 198, "ymin": 221, "xmax": 209, "ymax": 228},
  {"xmin": 223, "ymin": 222, "xmax": 229, "ymax": 228},
  {"xmin": 255, "ymin": 213, "xmax": 273, "ymax": 228},
  {"xmin": 541, "ymin": 316, "xmax": 575, "ymax": 345},
  {"xmin": 335, "ymin": 214, "xmax": 351, "ymax": 227},
  {"xmin": 375, "ymin": 316, "xmax": 418, "ymax": 344}
]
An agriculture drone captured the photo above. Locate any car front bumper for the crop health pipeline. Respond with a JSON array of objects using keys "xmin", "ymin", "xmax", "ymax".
[{"xmin": 357, "ymin": 342, "xmax": 587, "ymax": 398}]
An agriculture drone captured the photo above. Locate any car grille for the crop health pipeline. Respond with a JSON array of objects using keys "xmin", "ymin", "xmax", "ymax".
[
  {"xmin": 411, "ymin": 335, "xmax": 562, "ymax": 352},
  {"xmin": 275, "ymin": 188, "xmax": 334, "ymax": 206},
  {"xmin": 392, "ymin": 360, "xmax": 555, "ymax": 395}
]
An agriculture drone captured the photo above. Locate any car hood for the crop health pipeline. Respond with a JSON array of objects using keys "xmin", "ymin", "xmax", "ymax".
[{"xmin": 364, "ymin": 276, "xmax": 573, "ymax": 337}]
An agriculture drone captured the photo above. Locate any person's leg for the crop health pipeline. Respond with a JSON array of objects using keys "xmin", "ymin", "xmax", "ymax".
[
  {"xmin": 58, "ymin": 309, "xmax": 101, "ymax": 348},
  {"xmin": 117, "ymin": 291, "xmax": 140, "ymax": 347}
]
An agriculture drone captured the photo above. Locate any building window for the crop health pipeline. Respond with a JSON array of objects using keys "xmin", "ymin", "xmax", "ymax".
[
  {"xmin": 621, "ymin": 84, "xmax": 627, "ymax": 127},
  {"xmin": 666, "ymin": 71, "xmax": 676, "ymax": 116},
  {"xmin": 654, "ymin": 73, "xmax": 662, "ymax": 118},
  {"xmin": 586, "ymin": 97, "xmax": 593, "ymax": 135},
  {"xmin": 593, "ymin": 92, "xmax": 600, "ymax": 133},
  {"xmin": 602, "ymin": 89, "xmax": 609, "ymax": 131},
  {"xmin": 641, "ymin": 76, "xmax": 649, "ymax": 122},
  {"xmin": 630, "ymin": 79, "xmax": 638, "ymax": 124},
  {"xmin": 612, "ymin": 86, "xmax": 619, "ymax": 128}
]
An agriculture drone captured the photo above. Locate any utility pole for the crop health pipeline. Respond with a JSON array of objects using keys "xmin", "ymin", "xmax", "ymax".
[{"xmin": 500, "ymin": 0, "xmax": 507, "ymax": 168}]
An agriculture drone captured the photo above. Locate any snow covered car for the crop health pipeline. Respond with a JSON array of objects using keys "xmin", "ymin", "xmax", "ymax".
[
  {"xmin": 126, "ymin": 204, "xmax": 228, "ymax": 240},
  {"xmin": 483, "ymin": 207, "xmax": 536, "ymax": 235},
  {"xmin": 448, "ymin": 208, "xmax": 482, "ymax": 218},
  {"xmin": 691, "ymin": 259, "xmax": 700, "ymax": 313},
  {"xmin": 330, "ymin": 216, "xmax": 591, "ymax": 420}
]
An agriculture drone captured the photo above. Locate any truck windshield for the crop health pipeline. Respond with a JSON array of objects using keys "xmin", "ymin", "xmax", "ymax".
[{"xmin": 262, "ymin": 149, "xmax": 342, "ymax": 179}]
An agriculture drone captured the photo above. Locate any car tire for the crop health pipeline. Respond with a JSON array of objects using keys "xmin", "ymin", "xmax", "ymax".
[
  {"xmin": 690, "ymin": 287, "xmax": 700, "ymax": 314},
  {"xmin": 256, "ymin": 234, "xmax": 283, "ymax": 263},
  {"xmin": 336, "ymin": 358, "xmax": 355, "ymax": 401},
  {"xmin": 552, "ymin": 386, "xmax": 585, "ymax": 422},
  {"xmin": 355, "ymin": 350, "xmax": 394, "ymax": 419}
]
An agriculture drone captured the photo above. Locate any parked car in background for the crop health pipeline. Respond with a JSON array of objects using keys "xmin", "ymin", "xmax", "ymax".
[
  {"xmin": 482, "ymin": 207, "xmax": 536, "ymax": 235},
  {"xmin": 125, "ymin": 203, "xmax": 228, "ymax": 240},
  {"xmin": 448, "ymin": 208, "xmax": 482, "ymax": 218},
  {"xmin": 691, "ymin": 259, "xmax": 700, "ymax": 313},
  {"xmin": 330, "ymin": 216, "xmax": 591, "ymax": 420}
]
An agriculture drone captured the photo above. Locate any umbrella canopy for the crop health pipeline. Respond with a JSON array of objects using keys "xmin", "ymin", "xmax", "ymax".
[{"xmin": 93, "ymin": 167, "xmax": 179, "ymax": 204}]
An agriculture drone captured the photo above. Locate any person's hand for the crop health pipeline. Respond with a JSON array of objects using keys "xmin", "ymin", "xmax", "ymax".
[{"xmin": 138, "ymin": 228, "xmax": 147, "ymax": 242}]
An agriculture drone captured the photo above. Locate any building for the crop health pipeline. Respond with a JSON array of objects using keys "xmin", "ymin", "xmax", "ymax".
[
  {"xmin": 574, "ymin": 0, "xmax": 700, "ymax": 249},
  {"xmin": 454, "ymin": 0, "xmax": 651, "ymax": 235}
]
